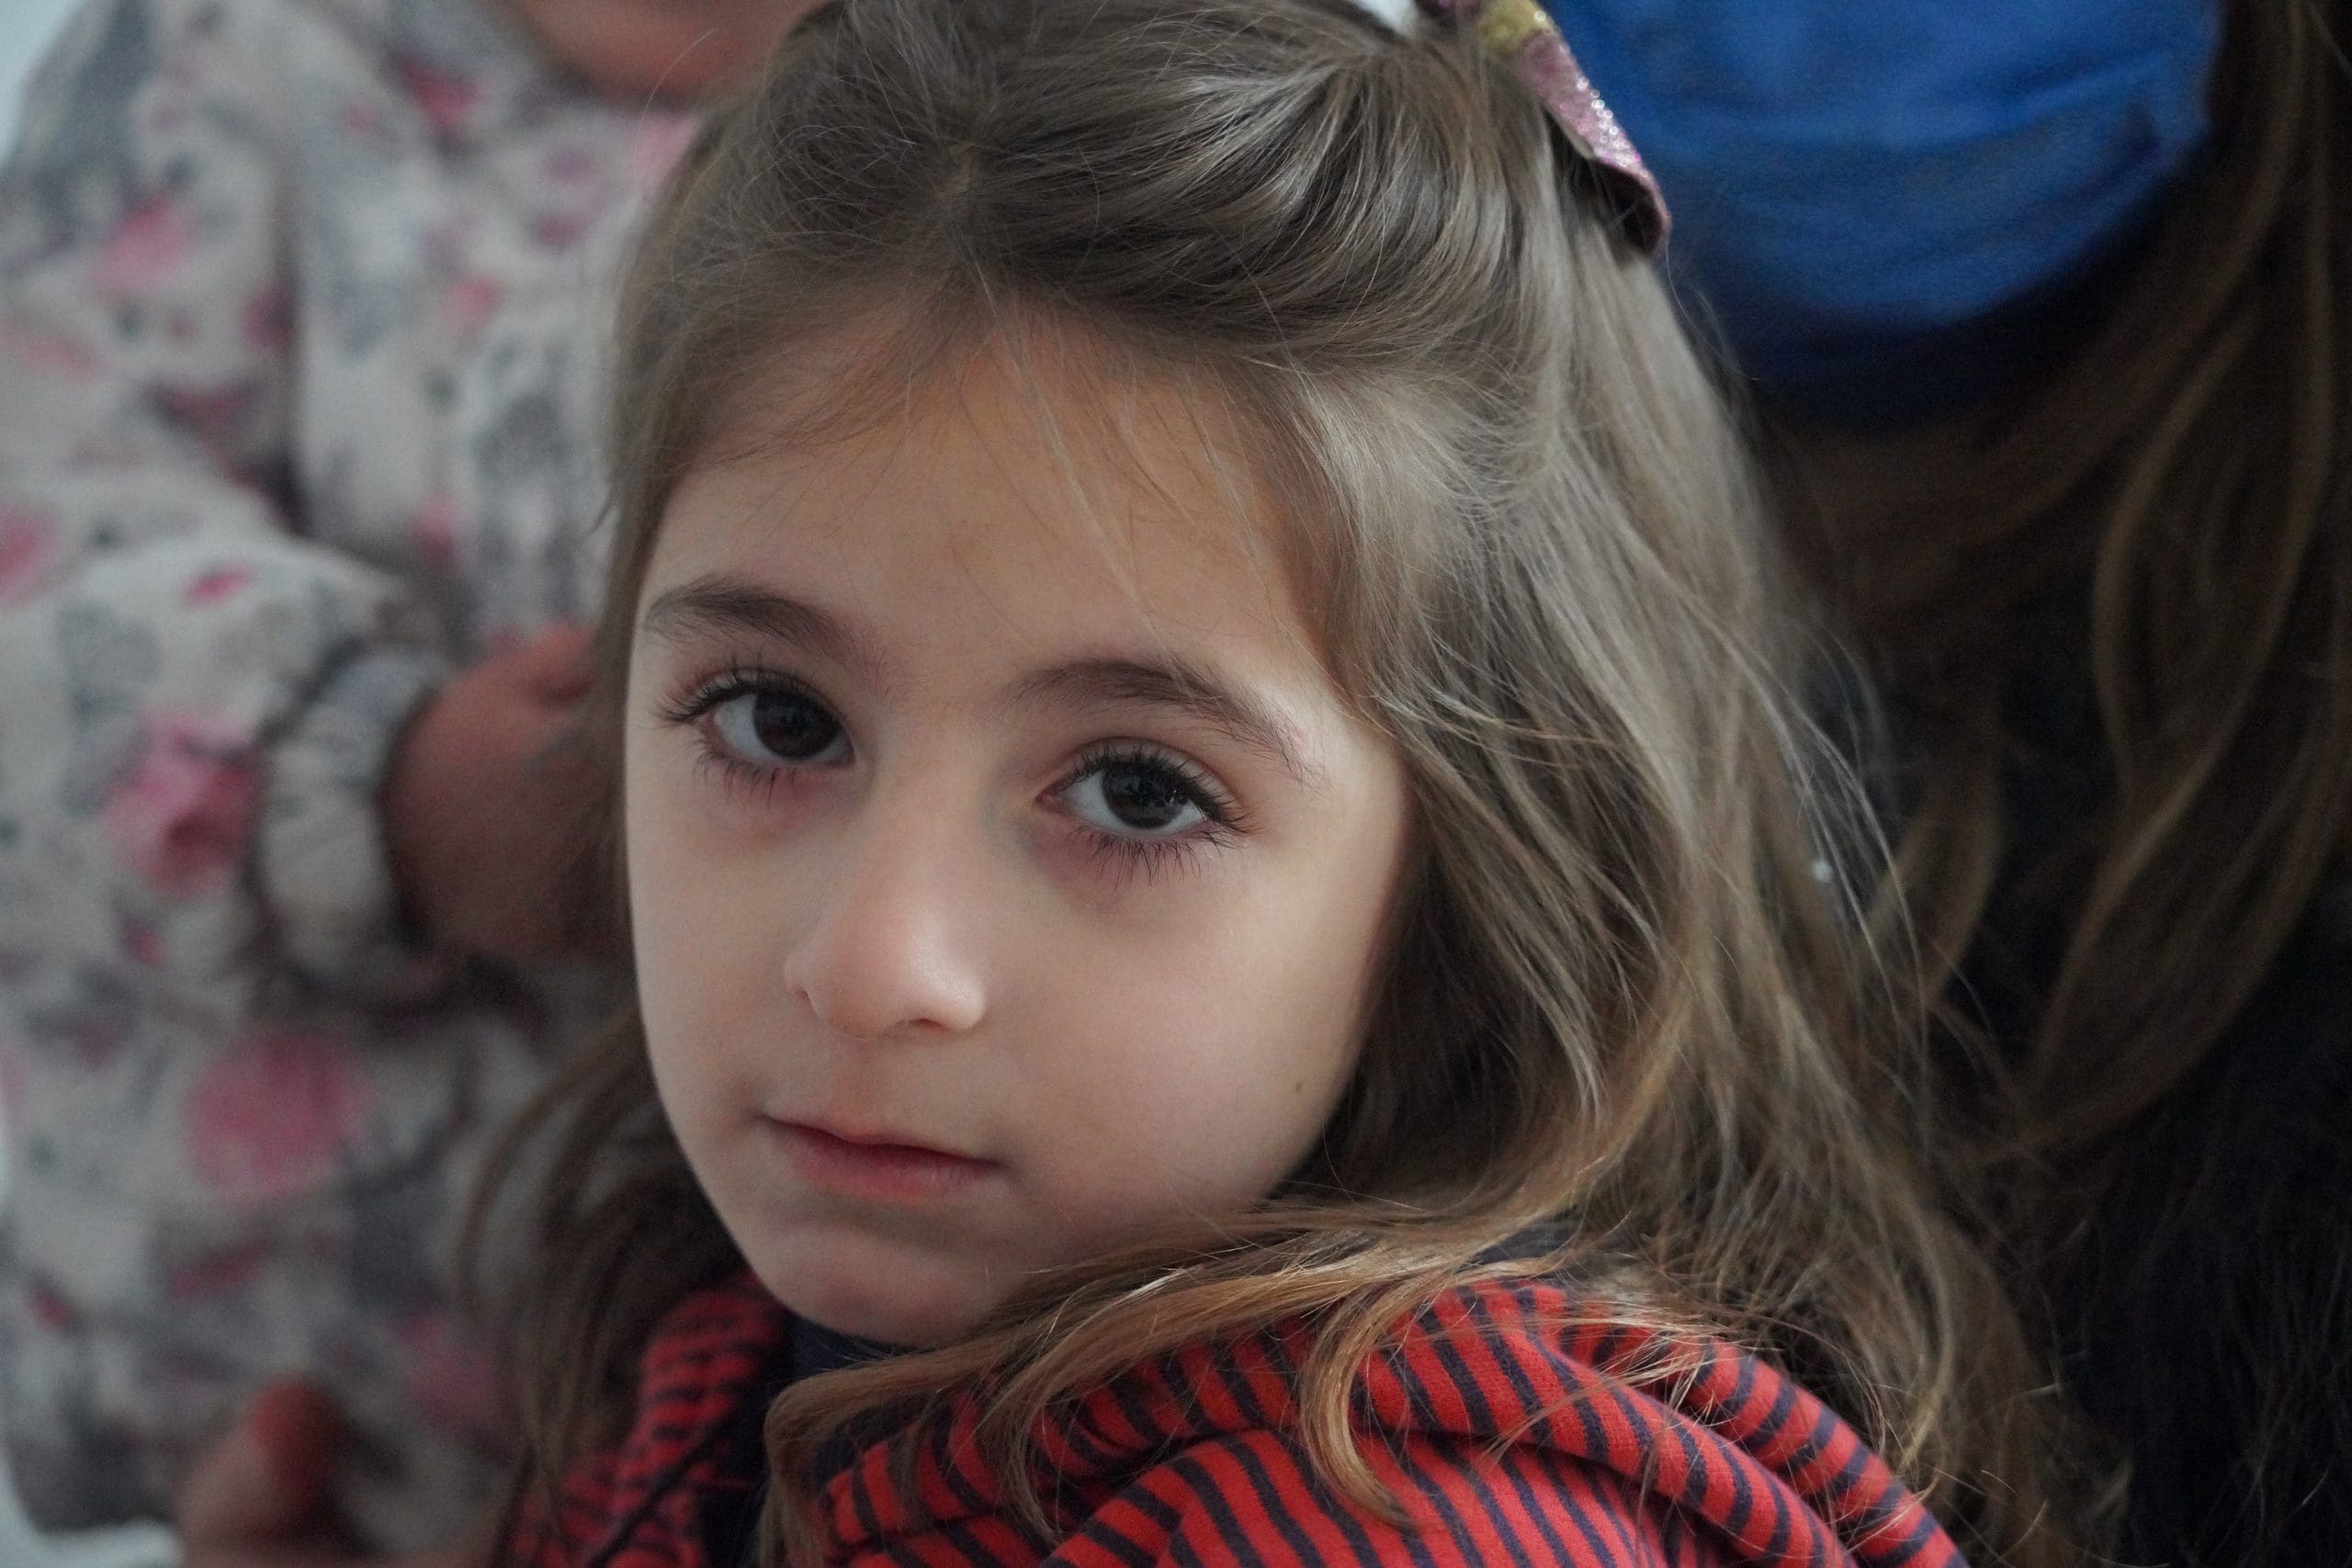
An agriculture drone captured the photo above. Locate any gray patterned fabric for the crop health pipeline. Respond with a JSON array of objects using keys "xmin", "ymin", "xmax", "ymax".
[{"xmin": 0, "ymin": 0, "xmax": 689, "ymax": 1546}]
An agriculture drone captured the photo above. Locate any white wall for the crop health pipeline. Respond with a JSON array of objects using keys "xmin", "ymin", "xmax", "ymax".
[{"xmin": 0, "ymin": 0, "xmax": 85, "ymax": 158}]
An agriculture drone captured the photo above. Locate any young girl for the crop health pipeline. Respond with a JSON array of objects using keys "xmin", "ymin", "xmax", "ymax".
[
  {"xmin": 0, "ymin": 0, "xmax": 809, "ymax": 1548},
  {"xmin": 477, "ymin": 0, "xmax": 2082, "ymax": 1562}
]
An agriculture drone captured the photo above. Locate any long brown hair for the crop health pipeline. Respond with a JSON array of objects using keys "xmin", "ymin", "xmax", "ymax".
[
  {"xmin": 479, "ymin": 4, "xmax": 2086, "ymax": 1562},
  {"xmin": 1773, "ymin": 0, "xmax": 2352, "ymax": 1162}
]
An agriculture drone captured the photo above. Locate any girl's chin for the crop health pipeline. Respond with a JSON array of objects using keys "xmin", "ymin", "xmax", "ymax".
[{"xmin": 747, "ymin": 1227, "xmax": 1008, "ymax": 1349}]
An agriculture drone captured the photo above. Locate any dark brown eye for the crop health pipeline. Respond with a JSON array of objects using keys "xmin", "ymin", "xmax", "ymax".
[
  {"xmin": 711, "ymin": 689, "xmax": 847, "ymax": 766},
  {"xmin": 1100, "ymin": 761, "xmax": 1191, "ymax": 829},
  {"xmin": 1067, "ymin": 755, "xmax": 1208, "ymax": 836}
]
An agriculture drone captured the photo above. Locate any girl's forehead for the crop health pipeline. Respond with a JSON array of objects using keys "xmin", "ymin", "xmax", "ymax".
[{"xmin": 646, "ymin": 333, "xmax": 1317, "ymax": 676}]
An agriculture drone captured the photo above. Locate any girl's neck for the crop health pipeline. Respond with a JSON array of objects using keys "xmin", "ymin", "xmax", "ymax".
[{"xmin": 789, "ymin": 1315, "xmax": 900, "ymax": 1379}]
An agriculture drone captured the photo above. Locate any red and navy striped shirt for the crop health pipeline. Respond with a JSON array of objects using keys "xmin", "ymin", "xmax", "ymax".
[{"xmin": 511, "ymin": 1273, "xmax": 1964, "ymax": 1567}]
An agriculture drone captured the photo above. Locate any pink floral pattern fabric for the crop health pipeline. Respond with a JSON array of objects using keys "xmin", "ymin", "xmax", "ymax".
[{"xmin": 0, "ymin": 0, "xmax": 691, "ymax": 1548}]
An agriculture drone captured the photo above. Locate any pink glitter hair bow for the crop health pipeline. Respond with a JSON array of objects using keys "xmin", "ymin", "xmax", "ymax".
[{"xmin": 1413, "ymin": 0, "xmax": 1669, "ymax": 252}]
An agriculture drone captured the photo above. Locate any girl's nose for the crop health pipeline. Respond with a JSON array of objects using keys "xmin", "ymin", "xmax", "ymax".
[{"xmin": 780, "ymin": 810, "xmax": 989, "ymax": 1042}]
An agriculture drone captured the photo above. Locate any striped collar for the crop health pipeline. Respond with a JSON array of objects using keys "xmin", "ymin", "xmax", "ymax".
[
  {"xmin": 550, "ymin": 1273, "xmax": 1962, "ymax": 1568},
  {"xmin": 815, "ymin": 1279, "xmax": 1953, "ymax": 1568}
]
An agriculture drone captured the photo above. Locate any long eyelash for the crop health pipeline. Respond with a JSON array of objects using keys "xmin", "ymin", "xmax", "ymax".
[
  {"xmin": 656, "ymin": 664, "xmax": 797, "ymax": 728},
  {"xmin": 1055, "ymin": 743, "xmax": 1249, "ymax": 829},
  {"xmin": 657, "ymin": 664, "xmax": 834, "ymax": 807},
  {"xmin": 1054, "ymin": 744, "xmax": 1249, "ymax": 886},
  {"xmin": 687, "ymin": 744, "xmax": 798, "ymax": 808},
  {"xmin": 1070, "ymin": 829, "xmax": 1230, "ymax": 888}
]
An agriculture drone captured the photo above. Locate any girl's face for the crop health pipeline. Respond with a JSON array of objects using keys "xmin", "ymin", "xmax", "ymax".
[
  {"xmin": 624, "ymin": 336, "xmax": 1416, "ymax": 1346},
  {"xmin": 503, "ymin": 0, "xmax": 819, "ymax": 98}
]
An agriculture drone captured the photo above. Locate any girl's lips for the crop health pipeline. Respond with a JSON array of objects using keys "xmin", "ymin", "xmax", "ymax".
[{"xmin": 764, "ymin": 1119, "xmax": 999, "ymax": 1202}]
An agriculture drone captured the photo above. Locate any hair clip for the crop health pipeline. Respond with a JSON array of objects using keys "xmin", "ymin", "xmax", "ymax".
[{"xmin": 1414, "ymin": 0, "xmax": 1669, "ymax": 253}]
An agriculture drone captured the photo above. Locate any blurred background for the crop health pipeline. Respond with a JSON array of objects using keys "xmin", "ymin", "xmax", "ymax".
[{"xmin": 0, "ymin": 0, "xmax": 80, "ymax": 156}]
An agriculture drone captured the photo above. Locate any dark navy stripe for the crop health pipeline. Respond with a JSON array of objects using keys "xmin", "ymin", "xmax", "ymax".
[
  {"xmin": 1057, "ymin": 1407, "xmax": 1119, "ymax": 1471},
  {"xmin": 1163, "ymin": 1450, "xmax": 1275, "ymax": 1567},
  {"xmin": 1668, "ymin": 1419, "xmax": 1713, "ymax": 1512},
  {"xmin": 1343, "ymin": 1432, "xmax": 1443, "ymax": 1568},
  {"xmin": 1762, "ymin": 1473, "xmax": 1794, "ymax": 1562},
  {"xmin": 936, "ymin": 1516, "xmax": 1012, "ymax": 1568},
  {"xmin": 1531, "ymin": 1448, "xmax": 1637, "ymax": 1565},
  {"xmin": 1860, "ymin": 1493, "xmax": 1949, "ymax": 1568},
  {"xmin": 1415, "ymin": 1437, "xmax": 1539, "ymax": 1568},
  {"xmin": 1563, "ymin": 1379, "xmax": 1612, "ymax": 1472},
  {"xmin": 1757, "ymin": 1373, "xmax": 1801, "ymax": 1450},
  {"xmin": 1392, "ymin": 1351, "xmax": 1442, "ymax": 1430},
  {"xmin": 1497, "ymin": 1280, "xmax": 1549, "ymax": 1339},
  {"xmin": 1216, "ymin": 1437, "xmax": 1351, "ymax": 1568},
  {"xmin": 1576, "ymin": 1449, "xmax": 1652, "ymax": 1562},
  {"xmin": 1718, "ymin": 1443, "xmax": 1758, "ymax": 1541},
  {"xmin": 1204, "ymin": 1344, "xmax": 1279, "ymax": 1438},
  {"xmin": 1421, "ymin": 1318, "xmax": 1506, "ymax": 1437},
  {"xmin": 1459, "ymin": 1294, "xmax": 1551, "ymax": 1420},
  {"xmin": 1657, "ymin": 1503, "xmax": 1688, "ymax": 1563},
  {"xmin": 1482, "ymin": 1434, "xmax": 1585, "ymax": 1567},
  {"xmin": 849, "ymin": 1448, "xmax": 888, "ymax": 1547},
  {"xmin": 1598, "ymin": 1382, "xmax": 1659, "ymax": 1473},
  {"xmin": 1107, "ymin": 1368, "xmax": 1172, "ymax": 1451},
  {"xmin": 1599, "ymin": 1443, "xmax": 1668, "ymax": 1562},
  {"xmin": 1110, "ymin": 1476, "xmax": 1194, "ymax": 1561},
  {"xmin": 1127, "ymin": 1483, "xmax": 1185, "ymax": 1532},
  {"xmin": 1256, "ymin": 1326, "xmax": 1303, "ymax": 1385},
  {"xmin": 1389, "ymin": 1435, "xmax": 1510, "ymax": 1567},
  {"xmin": 1271, "ymin": 1435, "xmax": 1395, "ymax": 1568},
  {"xmin": 1586, "ymin": 1323, "xmax": 1635, "ymax": 1374},
  {"xmin": 1821, "ymin": 1433, "xmax": 1877, "ymax": 1511},
  {"xmin": 581, "ymin": 1414, "xmax": 736, "ymax": 1568},
  {"xmin": 1068, "ymin": 1510, "xmax": 1158, "ymax": 1568},
  {"xmin": 1070, "ymin": 1393, "xmax": 1136, "ymax": 1462},
  {"xmin": 1724, "ymin": 1348, "xmax": 1759, "ymax": 1424},
  {"xmin": 937, "ymin": 1439, "xmax": 996, "ymax": 1519},
  {"xmin": 1217, "ymin": 1346, "xmax": 1280, "ymax": 1431},
  {"xmin": 1156, "ymin": 1351, "xmax": 1211, "ymax": 1428},
  {"xmin": 1781, "ymin": 1400, "xmax": 1844, "ymax": 1481},
  {"xmin": 922, "ymin": 1419, "xmax": 997, "ymax": 1532},
  {"xmin": 1495, "ymin": 1307, "xmax": 1611, "ymax": 1467}
]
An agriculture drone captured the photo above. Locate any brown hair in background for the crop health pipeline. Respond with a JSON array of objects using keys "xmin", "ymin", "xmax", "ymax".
[{"xmin": 1775, "ymin": 0, "xmax": 2352, "ymax": 1167}]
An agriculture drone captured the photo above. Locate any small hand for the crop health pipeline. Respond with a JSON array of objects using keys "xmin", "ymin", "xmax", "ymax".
[{"xmin": 383, "ymin": 625, "xmax": 613, "ymax": 964}]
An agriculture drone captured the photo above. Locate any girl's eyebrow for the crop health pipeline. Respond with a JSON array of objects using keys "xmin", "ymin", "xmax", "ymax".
[
  {"xmin": 1009, "ymin": 660, "xmax": 1313, "ymax": 786},
  {"xmin": 642, "ymin": 573, "xmax": 1313, "ymax": 784},
  {"xmin": 639, "ymin": 572, "xmax": 887, "ymax": 684}
]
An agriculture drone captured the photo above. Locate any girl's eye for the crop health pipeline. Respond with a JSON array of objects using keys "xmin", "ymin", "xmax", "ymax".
[
  {"xmin": 708, "ymin": 687, "xmax": 849, "ymax": 768},
  {"xmin": 1062, "ymin": 754, "xmax": 1213, "ymax": 838}
]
